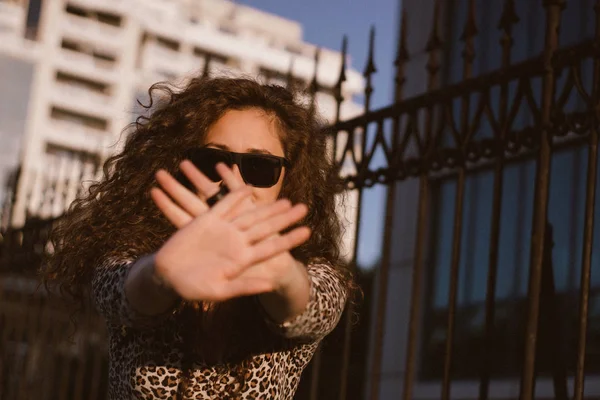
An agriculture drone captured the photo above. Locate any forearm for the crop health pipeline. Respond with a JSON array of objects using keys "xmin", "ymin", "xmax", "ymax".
[
  {"xmin": 258, "ymin": 259, "xmax": 310, "ymax": 323},
  {"xmin": 124, "ymin": 253, "xmax": 180, "ymax": 316},
  {"xmin": 258, "ymin": 261, "xmax": 348, "ymax": 340}
]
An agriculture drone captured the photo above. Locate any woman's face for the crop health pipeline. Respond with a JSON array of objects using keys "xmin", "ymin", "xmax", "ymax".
[{"xmin": 203, "ymin": 108, "xmax": 286, "ymax": 205}]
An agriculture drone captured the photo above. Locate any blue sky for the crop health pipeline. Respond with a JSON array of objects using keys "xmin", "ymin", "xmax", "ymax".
[
  {"xmin": 239, "ymin": 0, "xmax": 400, "ymax": 269},
  {"xmin": 240, "ymin": 0, "xmax": 399, "ymax": 108}
]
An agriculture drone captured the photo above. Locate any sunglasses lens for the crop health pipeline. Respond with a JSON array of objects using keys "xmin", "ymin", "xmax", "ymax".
[
  {"xmin": 189, "ymin": 148, "xmax": 231, "ymax": 182},
  {"xmin": 242, "ymin": 155, "xmax": 282, "ymax": 187}
]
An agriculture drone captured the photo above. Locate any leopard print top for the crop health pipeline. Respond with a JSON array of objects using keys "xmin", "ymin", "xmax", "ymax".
[{"xmin": 91, "ymin": 258, "xmax": 347, "ymax": 399}]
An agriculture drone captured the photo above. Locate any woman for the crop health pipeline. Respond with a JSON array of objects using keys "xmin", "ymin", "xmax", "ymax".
[{"xmin": 44, "ymin": 77, "xmax": 354, "ymax": 399}]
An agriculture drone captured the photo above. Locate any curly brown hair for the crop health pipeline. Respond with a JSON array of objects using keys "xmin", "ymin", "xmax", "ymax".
[{"xmin": 43, "ymin": 76, "xmax": 355, "ymax": 397}]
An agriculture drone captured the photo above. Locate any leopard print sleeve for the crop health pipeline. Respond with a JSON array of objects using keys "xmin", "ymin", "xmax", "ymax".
[
  {"xmin": 263, "ymin": 261, "xmax": 348, "ymax": 341},
  {"xmin": 91, "ymin": 257, "xmax": 177, "ymax": 328}
]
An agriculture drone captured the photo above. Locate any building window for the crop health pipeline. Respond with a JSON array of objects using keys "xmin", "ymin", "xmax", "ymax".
[
  {"xmin": 24, "ymin": 0, "xmax": 42, "ymax": 40},
  {"xmin": 65, "ymin": 3, "xmax": 87, "ymax": 18},
  {"xmin": 60, "ymin": 39, "xmax": 117, "ymax": 66},
  {"xmin": 65, "ymin": 3, "xmax": 122, "ymax": 27},
  {"xmin": 61, "ymin": 39, "xmax": 79, "ymax": 52},
  {"xmin": 55, "ymin": 71, "xmax": 110, "ymax": 95},
  {"xmin": 95, "ymin": 10, "xmax": 121, "ymax": 27},
  {"xmin": 92, "ymin": 50, "xmax": 116, "ymax": 63},
  {"xmin": 45, "ymin": 143, "xmax": 100, "ymax": 163},
  {"xmin": 317, "ymin": 85, "xmax": 337, "ymax": 98},
  {"xmin": 193, "ymin": 47, "xmax": 229, "ymax": 65},
  {"xmin": 284, "ymin": 43, "xmax": 305, "ymax": 56},
  {"xmin": 156, "ymin": 36, "xmax": 180, "ymax": 51},
  {"xmin": 50, "ymin": 106, "xmax": 108, "ymax": 131}
]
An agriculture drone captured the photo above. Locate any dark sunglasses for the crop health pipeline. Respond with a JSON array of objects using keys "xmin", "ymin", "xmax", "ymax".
[{"xmin": 184, "ymin": 147, "xmax": 290, "ymax": 188}]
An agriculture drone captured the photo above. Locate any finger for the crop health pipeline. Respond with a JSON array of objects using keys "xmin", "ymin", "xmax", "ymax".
[
  {"xmin": 179, "ymin": 160, "xmax": 220, "ymax": 201},
  {"xmin": 156, "ymin": 169, "xmax": 208, "ymax": 216},
  {"xmin": 216, "ymin": 162, "xmax": 246, "ymax": 190},
  {"xmin": 214, "ymin": 162, "xmax": 256, "ymax": 220},
  {"xmin": 223, "ymin": 195, "xmax": 255, "ymax": 222},
  {"xmin": 150, "ymin": 187, "xmax": 192, "ymax": 228},
  {"xmin": 210, "ymin": 185, "xmax": 253, "ymax": 217},
  {"xmin": 245, "ymin": 204, "xmax": 308, "ymax": 243},
  {"xmin": 217, "ymin": 277, "xmax": 274, "ymax": 299},
  {"xmin": 233, "ymin": 199, "xmax": 291, "ymax": 230},
  {"xmin": 249, "ymin": 227, "xmax": 311, "ymax": 265}
]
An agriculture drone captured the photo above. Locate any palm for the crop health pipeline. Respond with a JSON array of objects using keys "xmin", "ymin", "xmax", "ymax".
[
  {"xmin": 154, "ymin": 187, "xmax": 309, "ymax": 301},
  {"xmin": 157, "ymin": 214, "xmax": 255, "ymax": 300}
]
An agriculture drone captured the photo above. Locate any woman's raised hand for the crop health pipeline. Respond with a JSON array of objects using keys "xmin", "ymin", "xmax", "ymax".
[{"xmin": 150, "ymin": 162, "xmax": 310, "ymax": 302}]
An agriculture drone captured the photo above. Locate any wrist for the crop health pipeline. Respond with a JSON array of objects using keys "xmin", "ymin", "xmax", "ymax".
[
  {"xmin": 276, "ymin": 257, "xmax": 309, "ymax": 296},
  {"xmin": 125, "ymin": 254, "xmax": 179, "ymax": 317},
  {"xmin": 259, "ymin": 257, "xmax": 310, "ymax": 323},
  {"xmin": 150, "ymin": 253, "xmax": 175, "ymax": 294}
]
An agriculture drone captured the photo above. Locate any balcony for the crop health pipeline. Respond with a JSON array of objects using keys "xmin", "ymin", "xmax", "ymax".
[
  {"xmin": 61, "ymin": 13, "xmax": 123, "ymax": 53},
  {"xmin": 55, "ymin": 48, "xmax": 118, "ymax": 83},
  {"xmin": 50, "ymin": 81, "xmax": 114, "ymax": 118},
  {"xmin": 68, "ymin": 0, "xmax": 128, "ymax": 16},
  {"xmin": 45, "ymin": 120, "xmax": 112, "ymax": 154},
  {"xmin": 140, "ymin": 43, "xmax": 198, "ymax": 79}
]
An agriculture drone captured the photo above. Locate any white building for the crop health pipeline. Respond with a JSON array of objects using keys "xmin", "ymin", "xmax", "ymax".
[{"xmin": 0, "ymin": 0, "xmax": 363, "ymax": 259}]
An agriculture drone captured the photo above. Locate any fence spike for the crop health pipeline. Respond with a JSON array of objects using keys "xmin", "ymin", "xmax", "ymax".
[
  {"xmin": 461, "ymin": 0, "xmax": 477, "ymax": 75},
  {"xmin": 363, "ymin": 26, "xmax": 377, "ymax": 111},
  {"xmin": 497, "ymin": 0, "xmax": 519, "ymax": 31},
  {"xmin": 460, "ymin": 0, "xmax": 479, "ymax": 41},
  {"xmin": 334, "ymin": 35, "xmax": 347, "ymax": 123},
  {"xmin": 498, "ymin": 0, "xmax": 519, "ymax": 67},
  {"xmin": 394, "ymin": 7, "xmax": 409, "ymax": 103},
  {"xmin": 309, "ymin": 47, "xmax": 321, "ymax": 112},
  {"xmin": 425, "ymin": 0, "xmax": 442, "ymax": 89},
  {"xmin": 425, "ymin": 0, "xmax": 443, "ymax": 52}
]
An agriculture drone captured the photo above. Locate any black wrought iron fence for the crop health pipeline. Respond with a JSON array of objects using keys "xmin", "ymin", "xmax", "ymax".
[
  {"xmin": 322, "ymin": 0, "xmax": 599, "ymax": 399},
  {"xmin": 2, "ymin": 0, "xmax": 600, "ymax": 399},
  {"xmin": 0, "ymin": 275, "xmax": 108, "ymax": 400}
]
